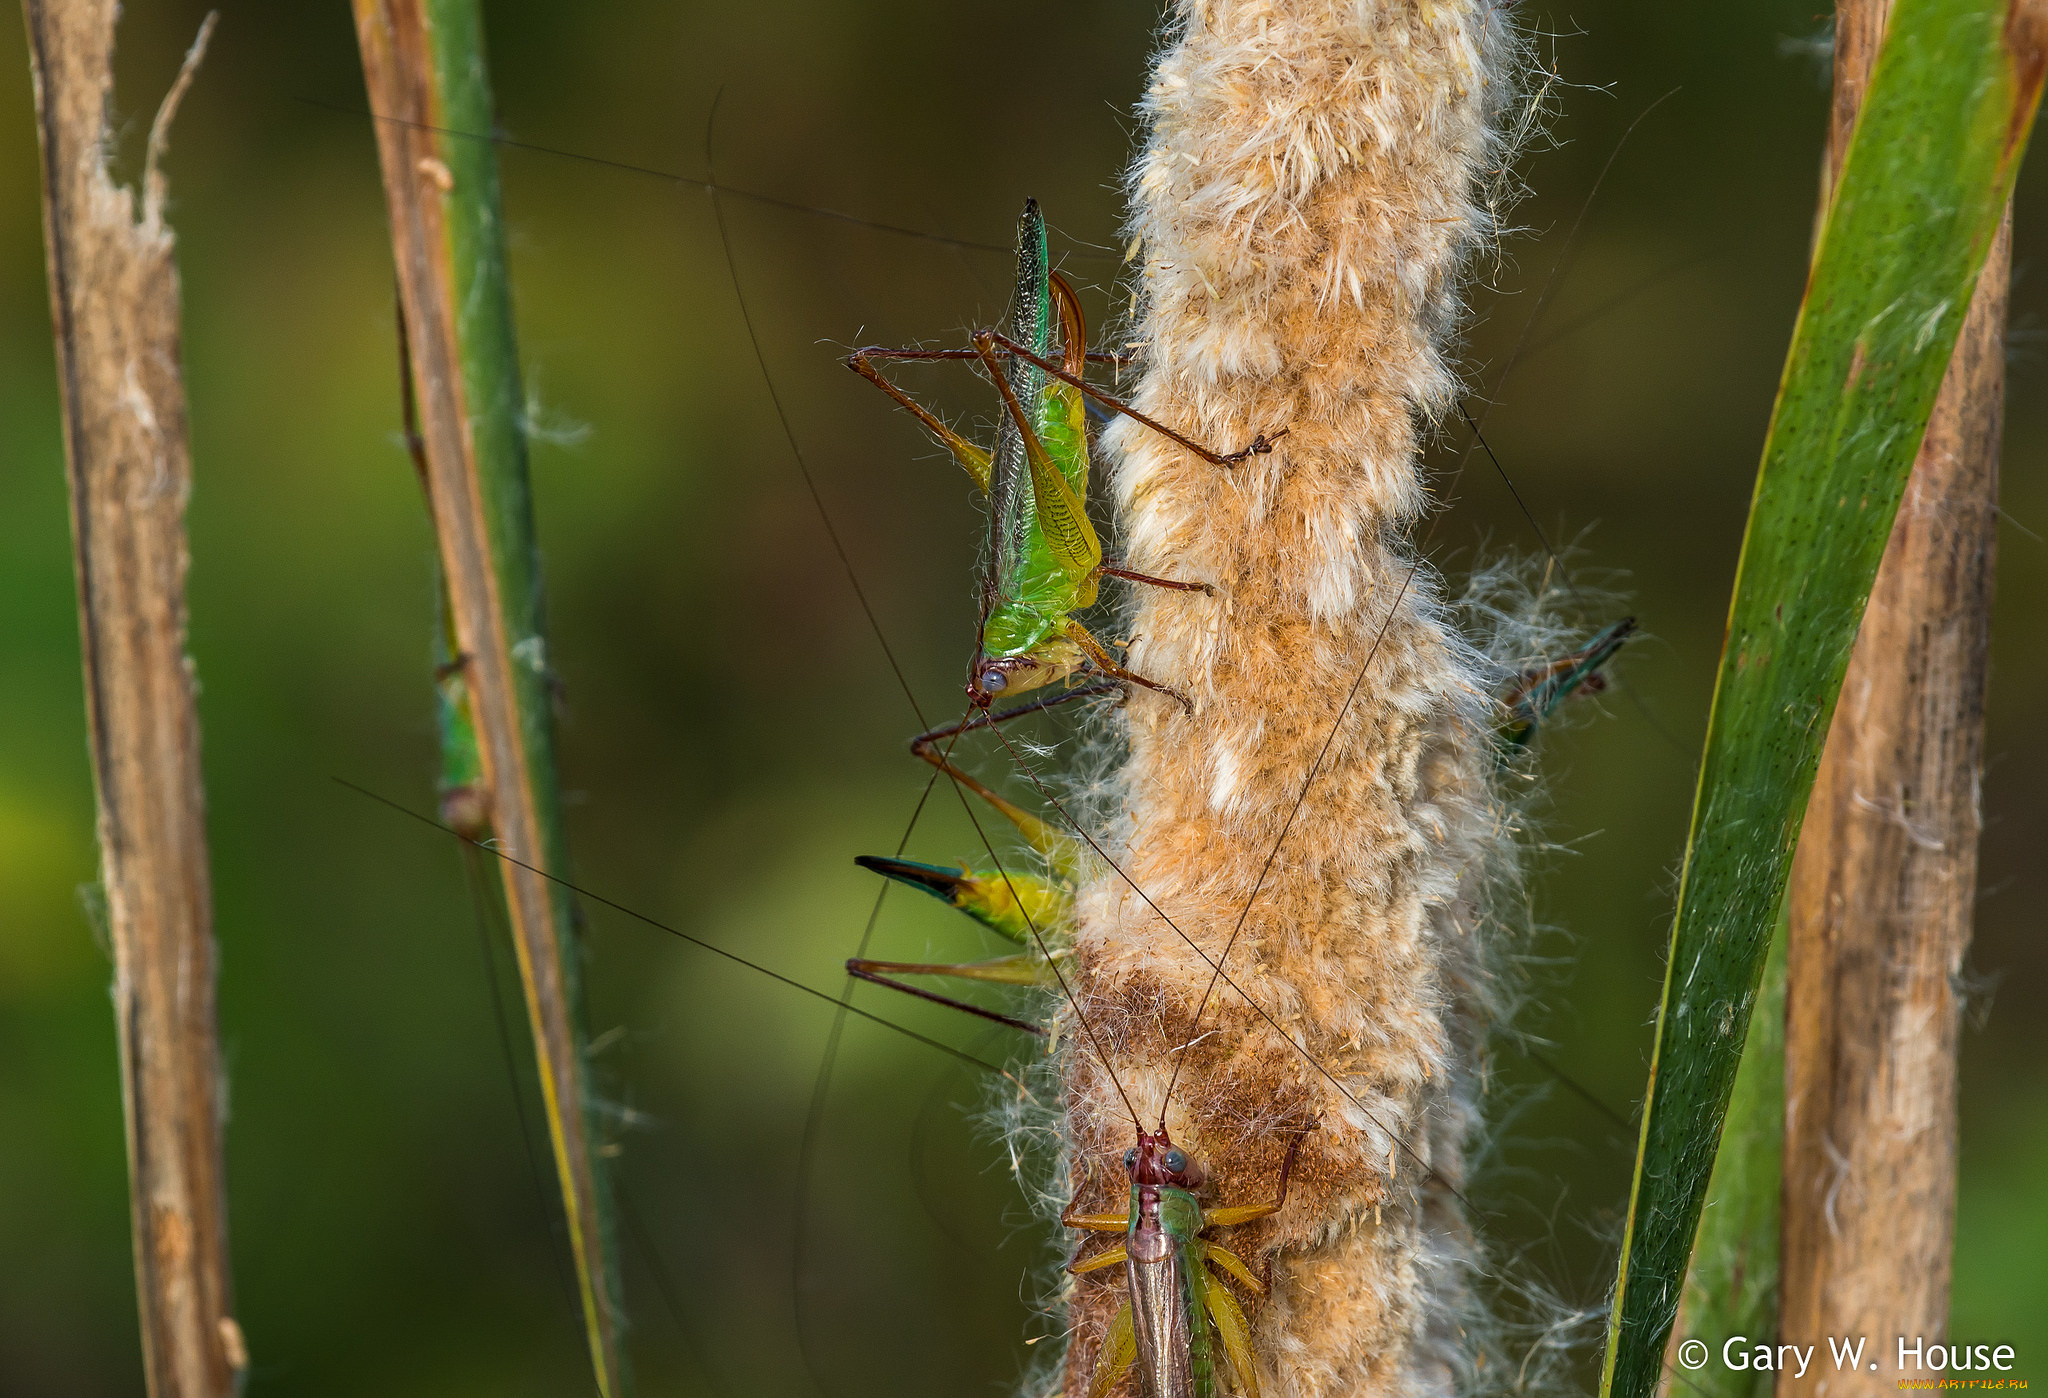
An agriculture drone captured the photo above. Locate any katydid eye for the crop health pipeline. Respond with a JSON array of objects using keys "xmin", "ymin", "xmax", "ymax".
[
  {"xmin": 1123, "ymin": 1148, "xmax": 1138, "ymax": 1171},
  {"xmin": 1163, "ymin": 1149, "xmax": 1187, "ymax": 1173},
  {"xmin": 979, "ymin": 668, "xmax": 1008, "ymax": 693}
]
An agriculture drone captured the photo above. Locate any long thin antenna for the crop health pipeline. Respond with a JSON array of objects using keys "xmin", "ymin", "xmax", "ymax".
[
  {"xmin": 305, "ymin": 96, "xmax": 1023, "ymax": 256},
  {"xmin": 1158, "ymin": 566, "xmax": 1421, "ymax": 1120},
  {"xmin": 705, "ymin": 89, "xmax": 930, "ymax": 734},
  {"xmin": 337, "ymin": 778, "xmax": 1024, "ymax": 1088},
  {"xmin": 1444, "ymin": 87, "xmax": 1682, "ymax": 496}
]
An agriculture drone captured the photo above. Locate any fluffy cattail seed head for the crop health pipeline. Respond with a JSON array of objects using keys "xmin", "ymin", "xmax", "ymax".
[{"xmin": 1052, "ymin": 4, "xmax": 1526, "ymax": 1395}]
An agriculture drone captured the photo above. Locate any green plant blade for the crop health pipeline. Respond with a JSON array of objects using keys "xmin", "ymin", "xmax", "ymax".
[
  {"xmin": 354, "ymin": 2, "xmax": 630, "ymax": 1393},
  {"xmin": 1672, "ymin": 919, "xmax": 1785, "ymax": 1398},
  {"xmin": 1599, "ymin": 4, "xmax": 2044, "ymax": 1394}
]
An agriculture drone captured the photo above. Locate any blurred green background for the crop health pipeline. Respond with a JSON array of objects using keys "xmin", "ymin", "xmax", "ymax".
[{"xmin": 1, "ymin": 3, "xmax": 2040, "ymax": 1394}]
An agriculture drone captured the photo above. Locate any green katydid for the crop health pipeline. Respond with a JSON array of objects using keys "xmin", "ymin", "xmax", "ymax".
[
  {"xmin": 846, "ymin": 199, "xmax": 1284, "ymax": 716},
  {"xmin": 840, "ymin": 199, "xmax": 1284, "ymax": 1032},
  {"xmin": 1061, "ymin": 1127, "xmax": 1310, "ymax": 1398}
]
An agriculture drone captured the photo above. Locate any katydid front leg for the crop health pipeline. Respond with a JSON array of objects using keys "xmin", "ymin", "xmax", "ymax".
[
  {"xmin": 1201, "ymin": 1127, "xmax": 1309, "ymax": 1229},
  {"xmin": 1064, "ymin": 620, "xmax": 1195, "ymax": 716},
  {"xmin": 1098, "ymin": 561, "xmax": 1215, "ymax": 596}
]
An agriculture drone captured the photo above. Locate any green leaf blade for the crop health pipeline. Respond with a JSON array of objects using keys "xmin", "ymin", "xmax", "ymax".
[{"xmin": 1599, "ymin": 4, "xmax": 2044, "ymax": 1394}]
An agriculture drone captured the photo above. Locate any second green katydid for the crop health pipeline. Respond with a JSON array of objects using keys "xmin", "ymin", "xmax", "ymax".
[{"xmin": 1063, "ymin": 1127, "xmax": 1309, "ymax": 1398}]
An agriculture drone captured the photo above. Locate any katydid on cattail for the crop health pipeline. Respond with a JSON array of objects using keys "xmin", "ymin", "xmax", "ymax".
[
  {"xmin": 846, "ymin": 199, "xmax": 1284, "ymax": 716},
  {"xmin": 1062, "ymin": 1126, "xmax": 1312, "ymax": 1398},
  {"xmin": 397, "ymin": 92, "xmax": 1640, "ymax": 1388}
]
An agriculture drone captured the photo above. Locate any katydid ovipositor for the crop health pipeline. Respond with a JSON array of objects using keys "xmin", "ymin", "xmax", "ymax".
[{"xmin": 846, "ymin": 200, "xmax": 1284, "ymax": 715}]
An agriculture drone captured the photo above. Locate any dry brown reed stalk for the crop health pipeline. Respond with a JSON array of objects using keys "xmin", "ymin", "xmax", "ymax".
[
  {"xmin": 21, "ymin": 5, "xmax": 242, "ymax": 1394},
  {"xmin": 1057, "ymin": 3, "xmax": 1523, "ymax": 1394},
  {"xmin": 1778, "ymin": 1, "xmax": 2009, "ymax": 1385}
]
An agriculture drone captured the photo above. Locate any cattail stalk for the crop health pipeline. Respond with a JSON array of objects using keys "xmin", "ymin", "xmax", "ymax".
[
  {"xmin": 353, "ymin": 3, "xmax": 629, "ymax": 1392},
  {"xmin": 1778, "ymin": 1, "xmax": 2010, "ymax": 1387},
  {"xmin": 1060, "ymin": 5, "xmax": 1519, "ymax": 1394},
  {"xmin": 22, "ymin": 6, "xmax": 242, "ymax": 1394}
]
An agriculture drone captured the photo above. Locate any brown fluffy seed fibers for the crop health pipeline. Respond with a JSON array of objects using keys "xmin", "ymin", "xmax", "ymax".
[{"xmin": 1055, "ymin": 3, "xmax": 1520, "ymax": 1396}]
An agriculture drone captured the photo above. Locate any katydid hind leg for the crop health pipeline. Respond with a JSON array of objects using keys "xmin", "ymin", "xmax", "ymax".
[
  {"xmin": 908, "ymin": 683, "xmax": 1120, "ymax": 863},
  {"xmin": 844, "ymin": 345, "xmax": 996, "ymax": 494},
  {"xmin": 843, "ymin": 963, "xmax": 1049, "ymax": 1036},
  {"xmin": 844, "ymin": 949, "xmax": 1045, "ymax": 989},
  {"xmin": 970, "ymin": 330, "xmax": 1103, "ymax": 582}
]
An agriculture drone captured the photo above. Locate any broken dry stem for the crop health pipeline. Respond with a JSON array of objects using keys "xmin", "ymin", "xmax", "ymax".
[{"xmin": 22, "ymin": 4, "xmax": 240, "ymax": 1395}]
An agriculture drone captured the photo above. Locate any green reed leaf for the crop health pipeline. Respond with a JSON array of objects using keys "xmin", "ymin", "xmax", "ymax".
[{"xmin": 1599, "ymin": 3, "xmax": 2044, "ymax": 1393}]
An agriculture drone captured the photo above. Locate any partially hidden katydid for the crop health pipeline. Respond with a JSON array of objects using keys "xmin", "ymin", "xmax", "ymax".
[{"xmin": 1497, "ymin": 615, "xmax": 1637, "ymax": 756}]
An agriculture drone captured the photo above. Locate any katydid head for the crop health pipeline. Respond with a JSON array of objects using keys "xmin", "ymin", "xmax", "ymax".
[
  {"xmin": 968, "ymin": 654, "xmax": 1052, "ymax": 707},
  {"xmin": 1123, "ymin": 1128, "xmax": 1206, "ymax": 1191}
]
